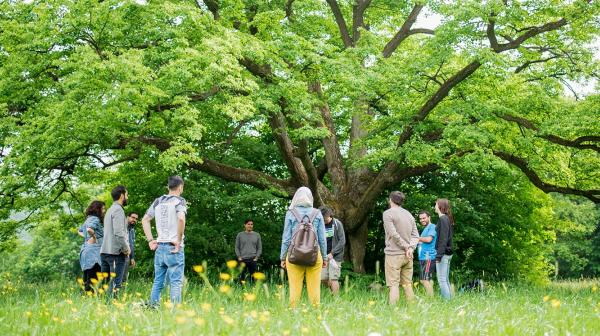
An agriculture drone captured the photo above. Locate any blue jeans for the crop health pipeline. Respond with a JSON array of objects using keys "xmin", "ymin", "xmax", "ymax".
[
  {"xmin": 436, "ymin": 255, "xmax": 452, "ymax": 299},
  {"xmin": 150, "ymin": 243, "xmax": 185, "ymax": 305}
]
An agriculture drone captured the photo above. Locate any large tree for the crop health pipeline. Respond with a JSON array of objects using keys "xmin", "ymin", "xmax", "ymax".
[{"xmin": 1, "ymin": 0, "xmax": 599, "ymax": 271}]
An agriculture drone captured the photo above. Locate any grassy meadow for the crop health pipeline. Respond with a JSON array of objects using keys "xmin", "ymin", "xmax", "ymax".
[{"xmin": 1, "ymin": 267, "xmax": 599, "ymax": 336}]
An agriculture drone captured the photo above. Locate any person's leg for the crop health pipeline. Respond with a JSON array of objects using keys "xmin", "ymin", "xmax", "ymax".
[
  {"xmin": 385, "ymin": 255, "xmax": 401, "ymax": 305},
  {"xmin": 436, "ymin": 255, "xmax": 452, "ymax": 299},
  {"xmin": 167, "ymin": 247, "xmax": 185, "ymax": 304},
  {"xmin": 305, "ymin": 257, "xmax": 323, "ymax": 306},
  {"xmin": 286, "ymin": 259, "xmax": 306, "ymax": 308},
  {"xmin": 320, "ymin": 265, "xmax": 329, "ymax": 290},
  {"xmin": 101, "ymin": 254, "xmax": 117, "ymax": 297},
  {"xmin": 122, "ymin": 256, "xmax": 130, "ymax": 284},
  {"xmin": 246, "ymin": 259, "xmax": 257, "ymax": 280},
  {"xmin": 399, "ymin": 255, "xmax": 415, "ymax": 301},
  {"xmin": 329, "ymin": 261, "xmax": 341, "ymax": 295},
  {"xmin": 83, "ymin": 268, "xmax": 92, "ymax": 292},
  {"xmin": 420, "ymin": 260, "xmax": 434, "ymax": 296},
  {"xmin": 111, "ymin": 254, "xmax": 127, "ymax": 297},
  {"xmin": 150, "ymin": 245, "xmax": 168, "ymax": 305}
]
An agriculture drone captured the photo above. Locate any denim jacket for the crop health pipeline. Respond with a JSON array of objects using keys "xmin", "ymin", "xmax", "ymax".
[{"xmin": 280, "ymin": 206, "xmax": 327, "ymax": 261}]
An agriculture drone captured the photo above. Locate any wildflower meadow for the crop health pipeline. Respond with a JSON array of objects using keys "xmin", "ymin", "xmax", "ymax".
[{"xmin": 1, "ymin": 261, "xmax": 599, "ymax": 336}]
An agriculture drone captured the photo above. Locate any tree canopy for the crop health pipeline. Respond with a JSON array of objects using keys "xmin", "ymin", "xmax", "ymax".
[{"xmin": 1, "ymin": 0, "xmax": 599, "ymax": 272}]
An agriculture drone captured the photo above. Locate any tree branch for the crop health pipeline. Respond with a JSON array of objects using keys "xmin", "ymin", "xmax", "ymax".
[
  {"xmin": 326, "ymin": 0, "xmax": 353, "ymax": 48},
  {"xmin": 382, "ymin": 4, "xmax": 430, "ymax": 58},
  {"xmin": 494, "ymin": 151, "xmax": 600, "ymax": 203},
  {"xmin": 285, "ymin": 0, "xmax": 295, "ymax": 21},
  {"xmin": 498, "ymin": 114, "xmax": 600, "ymax": 153},
  {"xmin": 309, "ymin": 81, "xmax": 347, "ymax": 196},
  {"xmin": 352, "ymin": 0, "xmax": 372, "ymax": 44}
]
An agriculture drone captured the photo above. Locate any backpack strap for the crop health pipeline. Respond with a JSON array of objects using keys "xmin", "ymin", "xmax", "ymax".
[
  {"xmin": 308, "ymin": 209, "xmax": 319, "ymax": 224},
  {"xmin": 289, "ymin": 209, "xmax": 303, "ymax": 223}
]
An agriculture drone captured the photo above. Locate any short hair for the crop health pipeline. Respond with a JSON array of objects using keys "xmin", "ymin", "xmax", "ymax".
[
  {"xmin": 111, "ymin": 185, "xmax": 127, "ymax": 201},
  {"xmin": 418, "ymin": 210, "xmax": 431, "ymax": 217},
  {"xmin": 389, "ymin": 191, "xmax": 405, "ymax": 206},
  {"xmin": 244, "ymin": 219, "xmax": 253, "ymax": 224},
  {"xmin": 319, "ymin": 206, "xmax": 334, "ymax": 218},
  {"xmin": 127, "ymin": 212, "xmax": 139, "ymax": 217},
  {"xmin": 168, "ymin": 175, "xmax": 184, "ymax": 190}
]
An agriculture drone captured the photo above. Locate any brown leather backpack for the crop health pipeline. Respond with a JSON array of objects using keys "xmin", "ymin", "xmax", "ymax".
[{"xmin": 287, "ymin": 209, "xmax": 319, "ymax": 266}]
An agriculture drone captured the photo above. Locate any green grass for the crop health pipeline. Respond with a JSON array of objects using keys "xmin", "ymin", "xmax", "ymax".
[{"xmin": 1, "ymin": 272, "xmax": 599, "ymax": 336}]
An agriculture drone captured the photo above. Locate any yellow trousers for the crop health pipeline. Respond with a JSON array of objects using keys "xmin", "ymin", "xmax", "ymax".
[{"xmin": 286, "ymin": 253, "xmax": 323, "ymax": 307}]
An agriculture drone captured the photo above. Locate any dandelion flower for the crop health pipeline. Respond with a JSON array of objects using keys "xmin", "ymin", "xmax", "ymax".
[
  {"xmin": 220, "ymin": 273, "xmax": 231, "ymax": 281},
  {"xmin": 65, "ymin": 299, "xmax": 73, "ymax": 305},
  {"xmin": 76, "ymin": 278, "xmax": 84, "ymax": 285},
  {"xmin": 221, "ymin": 315, "xmax": 235, "ymax": 325},
  {"xmin": 550, "ymin": 299, "xmax": 561, "ymax": 308},
  {"xmin": 176, "ymin": 316, "xmax": 186, "ymax": 324},
  {"xmin": 165, "ymin": 301, "xmax": 174, "ymax": 309},
  {"xmin": 90, "ymin": 278, "xmax": 99, "ymax": 285},
  {"xmin": 253, "ymin": 272, "xmax": 266, "ymax": 281},
  {"xmin": 219, "ymin": 285, "xmax": 232, "ymax": 294},
  {"xmin": 226, "ymin": 260, "xmax": 238, "ymax": 269},
  {"xmin": 366, "ymin": 314, "xmax": 375, "ymax": 320},
  {"xmin": 244, "ymin": 293, "xmax": 257, "ymax": 301},
  {"xmin": 193, "ymin": 265, "xmax": 204, "ymax": 273},
  {"xmin": 592, "ymin": 285, "xmax": 598, "ymax": 292},
  {"xmin": 98, "ymin": 289, "xmax": 105, "ymax": 294},
  {"xmin": 194, "ymin": 318, "xmax": 205, "ymax": 326},
  {"xmin": 368, "ymin": 300, "xmax": 375, "ymax": 306},
  {"xmin": 301, "ymin": 327, "xmax": 309, "ymax": 333},
  {"xmin": 201, "ymin": 303, "xmax": 212, "ymax": 312},
  {"xmin": 543, "ymin": 295, "xmax": 550, "ymax": 302},
  {"xmin": 110, "ymin": 272, "xmax": 117, "ymax": 278},
  {"xmin": 25, "ymin": 311, "xmax": 32, "ymax": 318}
]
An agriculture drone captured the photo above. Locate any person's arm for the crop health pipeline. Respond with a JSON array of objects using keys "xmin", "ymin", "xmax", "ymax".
[
  {"xmin": 331, "ymin": 219, "xmax": 346, "ymax": 258},
  {"xmin": 142, "ymin": 213, "xmax": 157, "ymax": 251},
  {"xmin": 315, "ymin": 211, "xmax": 327, "ymax": 264},
  {"xmin": 114, "ymin": 209, "xmax": 130, "ymax": 255},
  {"xmin": 383, "ymin": 211, "xmax": 406, "ymax": 248},
  {"xmin": 419, "ymin": 236, "xmax": 433, "ymax": 243},
  {"xmin": 435, "ymin": 216, "xmax": 450, "ymax": 262},
  {"xmin": 235, "ymin": 234, "xmax": 242, "ymax": 260},
  {"xmin": 129, "ymin": 228, "xmax": 135, "ymax": 261},
  {"xmin": 406, "ymin": 218, "xmax": 419, "ymax": 258},
  {"xmin": 171, "ymin": 212, "xmax": 185, "ymax": 253},
  {"xmin": 280, "ymin": 211, "xmax": 293, "ymax": 268},
  {"xmin": 255, "ymin": 233, "xmax": 262, "ymax": 260}
]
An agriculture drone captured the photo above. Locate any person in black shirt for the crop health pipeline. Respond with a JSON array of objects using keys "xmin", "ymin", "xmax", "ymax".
[{"xmin": 434, "ymin": 198, "xmax": 454, "ymax": 299}]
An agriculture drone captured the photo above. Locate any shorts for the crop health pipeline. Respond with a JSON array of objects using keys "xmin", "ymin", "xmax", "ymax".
[
  {"xmin": 384, "ymin": 254, "xmax": 413, "ymax": 287},
  {"xmin": 320, "ymin": 259, "xmax": 342, "ymax": 281},
  {"xmin": 419, "ymin": 259, "xmax": 434, "ymax": 281}
]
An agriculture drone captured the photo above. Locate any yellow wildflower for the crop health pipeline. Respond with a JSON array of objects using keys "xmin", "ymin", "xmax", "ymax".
[
  {"xmin": 76, "ymin": 278, "xmax": 84, "ymax": 285},
  {"xmin": 103, "ymin": 284, "xmax": 109, "ymax": 290},
  {"xmin": 86, "ymin": 291, "xmax": 93, "ymax": 297},
  {"xmin": 65, "ymin": 299, "xmax": 73, "ymax": 305},
  {"xmin": 253, "ymin": 272, "xmax": 266, "ymax": 281},
  {"xmin": 221, "ymin": 315, "xmax": 235, "ymax": 325},
  {"xmin": 110, "ymin": 272, "xmax": 117, "ymax": 278},
  {"xmin": 550, "ymin": 299, "xmax": 561, "ymax": 308},
  {"xmin": 185, "ymin": 310, "xmax": 196, "ymax": 317},
  {"xmin": 165, "ymin": 301, "xmax": 174, "ymax": 309},
  {"xmin": 592, "ymin": 285, "xmax": 598, "ymax": 292},
  {"xmin": 98, "ymin": 289, "xmax": 105, "ymax": 294},
  {"xmin": 543, "ymin": 295, "xmax": 550, "ymax": 302},
  {"xmin": 96, "ymin": 273, "xmax": 104, "ymax": 280},
  {"xmin": 244, "ymin": 293, "xmax": 257, "ymax": 301},
  {"xmin": 71, "ymin": 308, "xmax": 77, "ymax": 313},
  {"xmin": 219, "ymin": 284, "xmax": 232, "ymax": 294},
  {"xmin": 194, "ymin": 318, "xmax": 205, "ymax": 326},
  {"xmin": 368, "ymin": 300, "xmax": 375, "ymax": 306},
  {"xmin": 220, "ymin": 273, "xmax": 231, "ymax": 281},
  {"xmin": 366, "ymin": 314, "xmax": 375, "ymax": 320},
  {"xmin": 90, "ymin": 278, "xmax": 99, "ymax": 285},
  {"xmin": 102, "ymin": 272, "xmax": 109, "ymax": 278},
  {"xmin": 201, "ymin": 303, "xmax": 212, "ymax": 312},
  {"xmin": 175, "ymin": 316, "xmax": 186, "ymax": 324},
  {"xmin": 226, "ymin": 260, "xmax": 238, "ymax": 269},
  {"xmin": 135, "ymin": 292, "xmax": 142, "ymax": 297},
  {"xmin": 193, "ymin": 265, "xmax": 204, "ymax": 273},
  {"xmin": 25, "ymin": 311, "xmax": 32, "ymax": 318},
  {"xmin": 301, "ymin": 327, "xmax": 309, "ymax": 333}
]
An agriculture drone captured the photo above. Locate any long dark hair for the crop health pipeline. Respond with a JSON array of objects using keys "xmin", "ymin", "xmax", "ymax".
[
  {"xmin": 86, "ymin": 200, "xmax": 105, "ymax": 220},
  {"xmin": 436, "ymin": 198, "xmax": 454, "ymax": 225}
]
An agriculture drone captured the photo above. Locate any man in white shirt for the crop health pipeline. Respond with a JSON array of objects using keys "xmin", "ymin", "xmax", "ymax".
[{"xmin": 142, "ymin": 176, "xmax": 187, "ymax": 306}]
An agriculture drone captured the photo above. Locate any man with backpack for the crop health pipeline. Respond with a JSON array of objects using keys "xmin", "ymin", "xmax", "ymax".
[
  {"xmin": 280, "ymin": 187, "xmax": 327, "ymax": 307},
  {"xmin": 319, "ymin": 206, "xmax": 345, "ymax": 295},
  {"xmin": 142, "ymin": 176, "xmax": 187, "ymax": 306}
]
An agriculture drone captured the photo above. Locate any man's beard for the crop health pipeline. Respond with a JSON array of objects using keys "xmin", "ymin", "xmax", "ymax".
[{"xmin": 123, "ymin": 198, "xmax": 128, "ymax": 206}]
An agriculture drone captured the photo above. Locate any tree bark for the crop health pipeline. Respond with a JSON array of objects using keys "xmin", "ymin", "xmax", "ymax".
[{"xmin": 346, "ymin": 221, "xmax": 368, "ymax": 273}]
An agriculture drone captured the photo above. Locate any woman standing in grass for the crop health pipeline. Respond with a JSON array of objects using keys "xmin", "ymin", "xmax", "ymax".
[
  {"xmin": 78, "ymin": 200, "xmax": 105, "ymax": 293},
  {"xmin": 435, "ymin": 198, "xmax": 454, "ymax": 299},
  {"xmin": 280, "ymin": 187, "xmax": 327, "ymax": 307}
]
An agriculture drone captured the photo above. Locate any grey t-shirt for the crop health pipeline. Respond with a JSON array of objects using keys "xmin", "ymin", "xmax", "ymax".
[{"xmin": 145, "ymin": 195, "xmax": 187, "ymax": 245}]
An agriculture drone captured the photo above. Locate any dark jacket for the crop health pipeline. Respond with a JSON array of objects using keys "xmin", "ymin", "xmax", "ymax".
[
  {"xmin": 435, "ymin": 214, "xmax": 453, "ymax": 262},
  {"xmin": 330, "ymin": 218, "xmax": 346, "ymax": 262}
]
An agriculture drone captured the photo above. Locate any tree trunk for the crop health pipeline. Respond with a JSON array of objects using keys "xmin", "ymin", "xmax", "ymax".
[{"xmin": 346, "ymin": 222, "xmax": 368, "ymax": 273}]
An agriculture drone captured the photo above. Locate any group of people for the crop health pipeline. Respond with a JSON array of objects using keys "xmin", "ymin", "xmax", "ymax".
[
  {"xmin": 78, "ymin": 177, "xmax": 453, "ymax": 307},
  {"xmin": 79, "ymin": 176, "xmax": 188, "ymax": 306}
]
